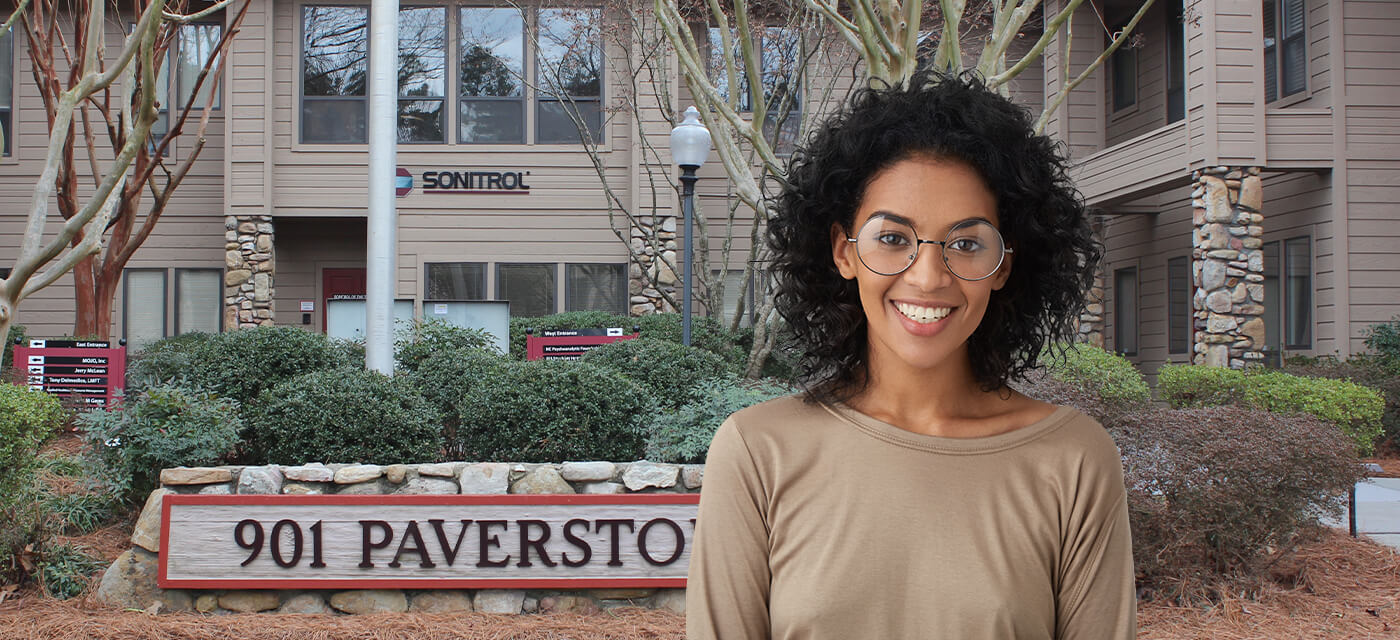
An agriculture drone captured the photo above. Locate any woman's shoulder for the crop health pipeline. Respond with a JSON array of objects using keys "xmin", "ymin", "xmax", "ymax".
[{"xmin": 725, "ymin": 393, "xmax": 829, "ymax": 434}]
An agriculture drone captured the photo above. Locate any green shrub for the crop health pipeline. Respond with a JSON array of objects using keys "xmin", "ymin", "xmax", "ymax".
[
  {"xmin": 37, "ymin": 542, "xmax": 104, "ymax": 600},
  {"xmin": 1285, "ymin": 354, "xmax": 1400, "ymax": 451},
  {"xmin": 396, "ymin": 320, "xmax": 498, "ymax": 372},
  {"xmin": 1365, "ymin": 316, "xmax": 1400, "ymax": 371},
  {"xmin": 250, "ymin": 369, "xmax": 443, "ymax": 465},
  {"xmin": 582, "ymin": 338, "xmax": 735, "ymax": 409},
  {"xmin": 3, "ymin": 324, "xmax": 27, "ymax": 374},
  {"xmin": 0, "ymin": 478, "xmax": 53, "ymax": 587},
  {"xmin": 42, "ymin": 493, "xmax": 118, "ymax": 536},
  {"xmin": 454, "ymin": 359, "xmax": 652, "ymax": 462},
  {"xmin": 1158, "ymin": 364, "xmax": 1385, "ymax": 454},
  {"xmin": 0, "ymin": 383, "xmax": 65, "ymax": 495},
  {"xmin": 403, "ymin": 348, "xmax": 507, "ymax": 458},
  {"xmin": 79, "ymin": 385, "xmax": 242, "ymax": 501},
  {"xmin": 646, "ymin": 377, "xmax": 794, "ymax": 463},
  {"xmin": 126, "ymin": 326, "xmax": 350, "ymax": 406},
  {"xmin": 1014, "ymin": 343, "xmax": 1150, "ymax": 423},
  {"xmin": 1113, "ymin": 407, "xmax": 1362, "ymax": 602}
]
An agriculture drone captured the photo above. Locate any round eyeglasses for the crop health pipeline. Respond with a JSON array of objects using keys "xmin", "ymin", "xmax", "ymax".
[{"xmin": 845, "ymin": 217, "xmax": 1013, "ymax": 281}]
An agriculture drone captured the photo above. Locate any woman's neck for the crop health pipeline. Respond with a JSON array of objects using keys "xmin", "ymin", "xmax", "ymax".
[{"xmin": 846, "ymin": 348, "xmax": 1043, "ymax": 438}]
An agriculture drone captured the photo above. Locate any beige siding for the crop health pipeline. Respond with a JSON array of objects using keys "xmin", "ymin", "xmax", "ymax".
[{"xmin": 1345, "ymin": 163, "xmax": 1400, "ymax": 348}]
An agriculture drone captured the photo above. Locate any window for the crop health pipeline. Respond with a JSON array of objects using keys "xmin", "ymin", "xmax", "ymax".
[
  {"xmin": 1166, "ymin": 2, "xmax": 1185, "ymax": 123},
  {"xmin": 1113, "ymin": 267, "xmax": 1138, "ymax": 356},
  {"xmin": 301, "ymin": 6, "xmax": 369, "ymax": 143},
  {"xmin": 536, "ymin": 8, "xmax": 603, "ymax": 143},
  {"xmin": 497, "ymin": 263, "xmax": 556, "ymax": 317},
  {"xmin": 1263, "ymin": 0, "xmax": 1306, "ymax": 102},
  {"xmin": 1, "ymin": 26, "xmax": 12, "ymax": 157},
  {"xmin": 425, "ymin": 262, "xmax": 486, "ymax": 300},
  {"xmin": 398, "ymin": 7, "xmax": 447, "ymax": 143},
  {"xmin": 459, "ymin": 7, "xmax": 524, "ymax": 143},
  {"xmin": 1167, "ymin": 256, "xmax": 1189, "ymax": 354},
  {"xmin": 175, "ymin": 269, "xmax": 223, "ymax": 334},
  {"xmin": 712, "ymin": 269, "xmax": 753, "ymax": 328},
  {"xmin": 1110, "ymin": 36, "xmax": 1136, "ymax": 112},
  {"xmin": 704, "ymin": 26, "xmax": 802, "ymax": 150},
  {"xmin": 1262, "ymin": 237, "xmax": 1312, "ymax": 352},
  {"xmin": 565, "ymin": 263, "xmax": 625, "ymax": 314},
  {"xmin": 123, "ymin": 269, "xmax": 168, "ymax": 351},
  {"xmin": 177, "ymin": 23, "xmax": 223, "ymax": 110}
]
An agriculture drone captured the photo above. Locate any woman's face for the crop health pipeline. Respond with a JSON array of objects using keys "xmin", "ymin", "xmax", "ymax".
[{"xmin": 830, "ymin": 155, "xmax": 1012, "ymax": 379}]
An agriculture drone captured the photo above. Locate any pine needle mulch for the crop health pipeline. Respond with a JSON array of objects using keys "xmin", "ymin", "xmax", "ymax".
[{"xmin": 2, "ymin": 530, "xmax": 1397, "ymax": 639}]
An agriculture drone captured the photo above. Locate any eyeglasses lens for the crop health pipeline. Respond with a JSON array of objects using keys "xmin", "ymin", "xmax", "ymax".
[{"xmin": 854, "ymin": 218, "xmax": 1006, "ymax": 280}]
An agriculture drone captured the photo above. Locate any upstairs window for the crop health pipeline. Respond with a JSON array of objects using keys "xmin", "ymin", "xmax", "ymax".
[
  {"xmin": 1109, "ymin": 33, "xmax": 1137, "ymax": 112},
  {"xmin": 398, "ymin": 6, "xmax": 447, "ymax": 143},
  {"xmin": 1166, "ymin": 2, "xmax": 1186, "ymax": 123},
  {"xmin": 177, "ymin": 23, "xmax": 223, "ymax": 110},
  {"xmin": 536, "ymin": 8, "xmax": 603, "ymax": 143},
  {"xmin": 301, "ymin": 6, "xmax": 369, "ymax": 143},
  {"xmin": 1263, "ymin": 0, "xmax": 1306, "ymax": 101},
  {"xmin": 459, "ymin": 7, "xmax": 525, "ymax": 143},
  {"xmin": 2, "ymin": 27, "xmax": 13, "ymax": 156}
]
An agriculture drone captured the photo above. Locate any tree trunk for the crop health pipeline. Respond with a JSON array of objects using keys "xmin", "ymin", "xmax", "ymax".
[{"xmin": 71, "ymin": 253, "xmax": 102, "ymax": 338}]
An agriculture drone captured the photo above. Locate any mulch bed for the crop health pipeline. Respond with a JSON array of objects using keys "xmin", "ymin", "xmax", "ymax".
[{"xmin": 2, "ymin": 530, "xmax": 1397, "ymax": 639}]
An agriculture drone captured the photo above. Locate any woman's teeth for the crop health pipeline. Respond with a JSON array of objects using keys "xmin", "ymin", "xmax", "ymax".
[{"xmin": 895, "ymin": 302, "xmax": 952, "ymax": 324}]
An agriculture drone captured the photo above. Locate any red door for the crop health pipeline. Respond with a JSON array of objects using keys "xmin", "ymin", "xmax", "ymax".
[{"xmin": 322, "ymin": 268, "xmax": 367, "ymax": 331}]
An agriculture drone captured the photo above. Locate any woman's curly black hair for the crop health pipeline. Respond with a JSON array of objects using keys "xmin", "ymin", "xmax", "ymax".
[{"xmin": 769, "ymin": 70, "xmax": 1102, "ymax": 403}]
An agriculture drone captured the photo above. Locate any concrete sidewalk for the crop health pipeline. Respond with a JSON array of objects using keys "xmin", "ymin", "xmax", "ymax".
[{"xmin": 1343, "ymin": 478, "xmax": 1400, "ymax": 550}]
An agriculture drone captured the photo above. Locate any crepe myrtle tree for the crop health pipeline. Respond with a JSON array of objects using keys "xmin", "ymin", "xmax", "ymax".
[
  {"xmin": 649, "ymin": 0, "xmax": 1154, "ymax": 377},
  {"xmin": 528, "ymin": 0, "xmax": 853, "ymax": 378},
  {"xmin": 0, "ymin": 0, "xmax": 248, "ymax": 343}
]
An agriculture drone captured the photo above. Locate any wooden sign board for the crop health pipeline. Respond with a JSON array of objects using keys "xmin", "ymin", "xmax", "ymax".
[{"xmin": 159, "ymin": 494, "xmax": 700, "ymax": 589}]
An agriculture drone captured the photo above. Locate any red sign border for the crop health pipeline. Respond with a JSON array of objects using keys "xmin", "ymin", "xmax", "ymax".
[{"xmin": 158, "ymin": 493, "xmax": 700, "ymax": 590}]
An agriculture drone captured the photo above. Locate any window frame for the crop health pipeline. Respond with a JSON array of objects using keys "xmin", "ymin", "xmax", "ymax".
[
  {"xmin": 495, "ymin": 262, "xmax": 558, "ymax": 318},
  {"xmin": 122, "ymin": 268, "xmax": 170, "ymax": 348},
  {"xmin": 173, "ymin": 268, "xmax": 225, "ymax": 335},
  {"xmin": 175, "ymin": 21, "xmax": 225, "ymax": 113},
  {"xmin": 457, "ymin": 5, "xmax": 528, "ymax": 145},
  {"xmin": 1282, "ymin": 235, "xmax": 1312, "ymax": 350},
  {"xmin": 1263, "ymin": 0, "xmax": 1308, "ymax": 104},
  {"xmin": 1113, "ymin": 265, "xmax": 1139, "ymax": 357},
  {"xmin": 423, "ymin": 261, "xmax": 488, "ymax": 301},
  {"xmin": 396, "ymin": 5, "xmax": 449, "ymax": 144},
  {"xmin": 1166, "ymin": 256, "xmax": 1190, "ymax": 355},
  {"xmin": 299, "ymin": 4, "xmax": 371, "ymax": 144},
  {"xmin": 1, "ymin": 26, "xmax": 14, "ymax": 159},
  {"xmin": 1165, "ymin": 2, "xmax": 1186, "ymax": 123},
  {"xmin": 534, "ymin": 6, "xmax": 605, "ymax": 144},
  {"xmin": 1109, "ymin": 34, "xmax": 1137, "ymax": 114},
  {"xmin": 564, "ymin": 262, "xmax": 626, "ymax": 315}
]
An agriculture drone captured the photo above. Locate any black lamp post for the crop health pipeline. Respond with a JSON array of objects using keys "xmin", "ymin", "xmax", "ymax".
[{"xmin": 669, "ymin": 106, "xmax": 712, "ymax": 347}]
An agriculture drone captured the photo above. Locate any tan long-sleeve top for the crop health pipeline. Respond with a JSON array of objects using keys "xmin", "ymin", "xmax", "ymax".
[{"xmin": 686, "ymin": 395, "xmax": 1135, "ymax": 640}]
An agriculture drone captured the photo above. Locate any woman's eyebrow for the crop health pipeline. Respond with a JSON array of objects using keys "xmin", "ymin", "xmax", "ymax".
[{"xmin": 866, "ymin": 211, "xmax": 997, "ymax": 230}]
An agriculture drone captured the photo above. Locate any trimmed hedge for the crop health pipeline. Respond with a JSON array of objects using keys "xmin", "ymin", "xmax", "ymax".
[
  {"xmin": 126, "ymin": 326, "xmax": 351, "ymax": 406},
  {"xmin": 79, "ymin": 386, "xmax": 242, "ymax": 500},
  {"xmin": 453, "ymin": 359, "xmax": 652, "ymax": 462},
  {"xmin": 0, "ymin": 382, "xmax": 65, "ymax": 494},
  {"xmin": 1158, "ymin": 364, "xmax": 1385, "ymax": 455},
  {"xmin": 396, "ymin": 320, "xmax": 498, "ymax": 372},
  {"xmin": 249, "ymin": 369, "xmax": 443, "ymax": 465},
  {"xmin": 1365, "ymin": 316, "xmax": 1400, "ymax": 371},
  {"xmin": 646, "ymin": 377, "xmax": 794, "ymax": 463},
  {"xmin": 1114, "ymin": 406, "xmax": 1362, "ymax": 600},
  {"xmin": 1014, "ymin": 343, "xmax": 1150, "ymax": 423},
  {"xmin": 582, "ymin": 337, "xmax": 735, "ymax": 409},
  {"xmin": 1286, "ymin": 354, "xmax": 1400, "ymax": 451},
  {"xmin": 403, "ymin": 348, "xmax": 508, "ymax": 458}
]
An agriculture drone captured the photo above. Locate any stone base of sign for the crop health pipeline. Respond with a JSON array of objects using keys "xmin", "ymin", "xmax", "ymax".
[
  {"xmin": 100, "ymin": 460, "xmax": 702, "ymax": 615},
  {"xmin": 224, "ymin": 214, "xmax": 276, "ymax": 330}
]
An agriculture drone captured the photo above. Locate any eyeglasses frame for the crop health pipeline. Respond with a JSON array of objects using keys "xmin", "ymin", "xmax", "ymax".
[{"xmin": 844, "ymin": 218, "xmax": 1014, "ymax": 282}]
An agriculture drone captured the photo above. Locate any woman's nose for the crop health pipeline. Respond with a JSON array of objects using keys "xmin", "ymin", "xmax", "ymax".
[{"xmin": 901, "ymin": 243, "xmax": 955, "ymax": 290}]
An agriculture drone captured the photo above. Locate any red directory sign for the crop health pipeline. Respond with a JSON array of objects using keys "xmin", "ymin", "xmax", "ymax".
[
  {"xmin": 14, "ymin": 339, "xmax": 127, "ymax": 409},
  {"xmin": 525, "ymin": 328, "xmax": 638, "ymax": 361}
]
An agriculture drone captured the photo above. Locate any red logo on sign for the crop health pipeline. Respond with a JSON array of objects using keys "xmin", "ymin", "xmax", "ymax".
[{"xmin": 395, "ymin": 167, "xmax": 413, "ymax": 197}]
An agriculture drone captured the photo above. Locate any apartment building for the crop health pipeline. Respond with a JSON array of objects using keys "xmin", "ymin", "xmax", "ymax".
[{"xmin": 2, "ymin": 0, "xmax": 1396, "ymax": 369}]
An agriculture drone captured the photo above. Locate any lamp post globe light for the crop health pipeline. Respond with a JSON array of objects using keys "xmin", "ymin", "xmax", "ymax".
[{"xmin": 669, "ymin": 106, "xmax": 712, "ymax": 347}]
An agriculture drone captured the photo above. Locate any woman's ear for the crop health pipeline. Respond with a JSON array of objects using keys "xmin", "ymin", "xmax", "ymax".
[
  {"xmin": 991, "ymin": 250, "xmax": 1012, "ymax": 290},
  {"xmin": 831, "ymin": 223, "xmax": 858, "ymax": 280}
]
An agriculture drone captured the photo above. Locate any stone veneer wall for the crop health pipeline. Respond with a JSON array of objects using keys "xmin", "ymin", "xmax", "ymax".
[
  {"xmin": 628, "ymin": 215, "xmax": 679, "ymax": 315},
  {"xmin": 97, "ymin": 460, "xmax": 700, "ymax": 616},
  {"xmin": 224, "ymin": 215, "xmax": 276, "ymax": 330},
  {"xmin": 1191, "ymin": 166, "xmax": 1265, "ymax": 368}
]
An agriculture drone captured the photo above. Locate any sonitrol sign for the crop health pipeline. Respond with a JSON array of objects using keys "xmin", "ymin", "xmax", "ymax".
[
  {"xmin": 159, "ymin": 494, "xmax": 699, "ymax": 589},
  {"xmin": 417, "ymin": 169, "xmax": 532, "ymax": 194}
]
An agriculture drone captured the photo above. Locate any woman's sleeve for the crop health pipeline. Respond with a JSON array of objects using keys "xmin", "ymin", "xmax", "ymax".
[
  {"xmin": 1055, "ymin": 433, "xmax": 1137, "ymax": 640},
  {"xmin": 686, "ymin": 417, "xmax": 772, "ymax": 640}
]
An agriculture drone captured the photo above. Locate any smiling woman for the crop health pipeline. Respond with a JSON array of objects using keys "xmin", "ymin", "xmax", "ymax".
[{"xmin": 686, "ymin": 73, "xmax": 1133, "ymax": 639}]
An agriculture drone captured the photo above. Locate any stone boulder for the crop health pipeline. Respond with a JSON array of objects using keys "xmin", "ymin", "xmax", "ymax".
[{"xmin": 95, "ymin": 548, "xmax": 192, "ymax": 612}]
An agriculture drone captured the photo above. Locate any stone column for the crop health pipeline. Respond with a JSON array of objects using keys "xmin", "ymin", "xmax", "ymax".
[
  {"xmin": 1076, "ymin": 216, "xmax": 1107, "ymax": 348},
  {"xmin": 1191, "ymin": 166, "xmax": 1265, "ymax": 368},
  {"xmin": 224, "ymin": 215, "xmax": 276, "ymax": 329},
  {"xmin": 627, "ymin": 215, "xmax": 678, "ymax": 316}
]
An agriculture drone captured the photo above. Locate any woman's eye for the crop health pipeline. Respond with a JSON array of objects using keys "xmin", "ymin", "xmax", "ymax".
[
  {"xmin": 876, "ymin": 233, "xmax": 911, "ymax": 246},
  {"xmin": 948, "ymin": 238, "xmax": 983, "ymax": 253}
]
